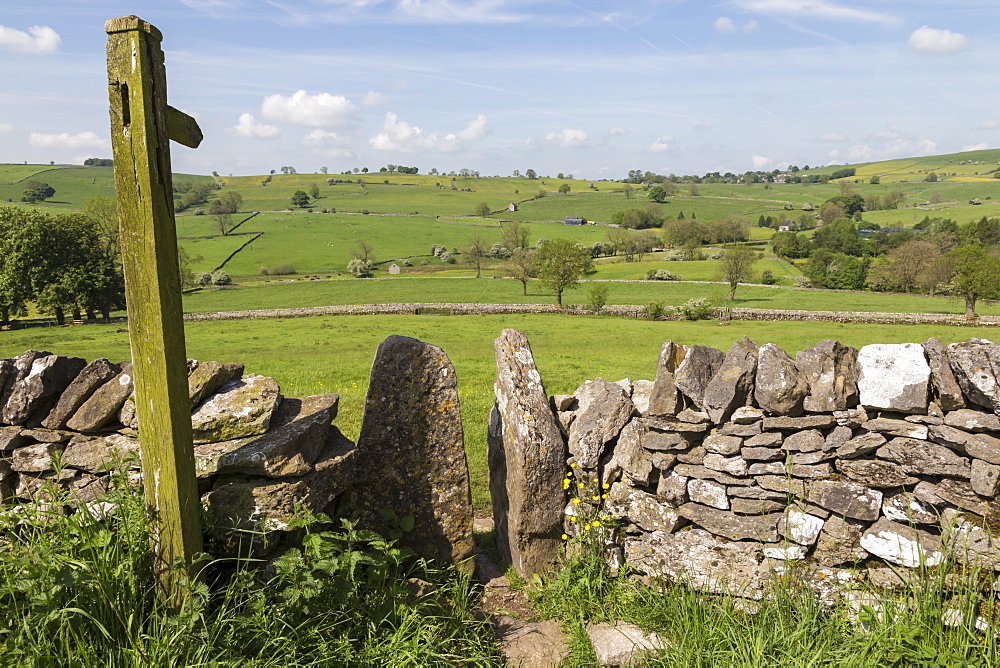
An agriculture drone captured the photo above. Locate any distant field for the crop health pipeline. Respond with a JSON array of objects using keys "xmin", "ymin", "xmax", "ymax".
[
  {"xmin": 2, "ymin": 313, "xmax": 995, "ymax": 508},
  {"xmin": 589, "ymin": 257, "xmax": 799, "ymax": 284},
  {"xmin": 180, "ymin": 276, "xmax": 1000, "ymax": 317},
  {"xmin": 179, "ymin": 212, "xmax": 616, "ymax": 275},
  {"xmin": 0, "ymin": 164, "xmax": 62, "ymax": 184}
]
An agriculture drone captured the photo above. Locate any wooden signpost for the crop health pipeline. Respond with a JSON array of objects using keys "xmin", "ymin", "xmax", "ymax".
[{"xmin": 105, "ymin": 16, "xmax": 203, "ymax": 607}]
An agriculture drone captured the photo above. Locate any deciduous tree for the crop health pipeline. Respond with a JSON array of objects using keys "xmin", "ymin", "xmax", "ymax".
[
  {"xmin": 501, "ymin": 248, "xmax": 538, "ymax": 295},
  {"xmin": 536, "ymin": 238, "xmax": 593, "ymax": 306},
  {"xmin": 719, "ymin": 245, "xmax": 759, "ymax": 301}
]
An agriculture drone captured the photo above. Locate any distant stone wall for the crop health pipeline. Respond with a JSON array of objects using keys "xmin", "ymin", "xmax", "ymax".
[{"xmin": 490, "ymin": 333, "xmax": 1000, "ymax": 600}]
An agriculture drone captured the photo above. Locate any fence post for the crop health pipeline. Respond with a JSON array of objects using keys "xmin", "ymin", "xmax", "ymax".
[{"xmin": 105, "ymin": 15, "xmax": 204, "ymax": 608}]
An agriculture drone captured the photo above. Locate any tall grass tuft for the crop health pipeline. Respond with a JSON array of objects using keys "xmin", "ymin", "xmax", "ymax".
[{"xmin": 0, "ymin": 471, "xmax": 501, "ymax": 665}]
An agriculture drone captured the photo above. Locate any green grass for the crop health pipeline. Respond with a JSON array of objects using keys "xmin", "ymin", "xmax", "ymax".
[{"xmin": 0, "ymin": 472, "xmax": 500, "ymax": 665}]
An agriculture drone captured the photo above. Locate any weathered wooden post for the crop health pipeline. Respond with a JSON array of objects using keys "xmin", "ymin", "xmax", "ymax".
[{"xmin": 105, "ymin": 15, "xmax": 204, "ymax": 607}]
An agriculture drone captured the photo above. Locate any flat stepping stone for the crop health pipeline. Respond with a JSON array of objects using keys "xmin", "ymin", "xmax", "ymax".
[
  {"xmin": 490, "ymin": 616, "xmax": 568, "ymax": 667},
  {"xmin": 586, "ymin": 621, "xmax": 668, "ymax": 666}
]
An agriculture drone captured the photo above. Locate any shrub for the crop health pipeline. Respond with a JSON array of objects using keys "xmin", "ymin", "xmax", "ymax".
[
  {"xmin": 195, "ymin": 272, "xmax": 212, "ymax": 286},
  {"xmin": 270, "ymin": 263, "xmax": 296, "ymax": 276},
  {"xmin": 644, "ymin": 299, "xmax": 668, "ymax": 320},
  {"xmin": 347, "ymin": 258, "xmax": 373, "ymax": 277},
  {"xmin": 259, "ymin": 266, "xmax": 269, "ymax": 276},
  {"xmin": 677, "ymin": 297, "xmax": 711, "ymax": 320},
  {"xmin": 587, "ymin": 284, "xmax": 610, "ymax": 313},
  {"xmin": 645, "ymin": 269, "xmax": 680, "ymax": 281},
  {"xmin": 792, "ymin": 275, "xmax": 812, "ymax": 288},
  {"xmin": 761, "ymin": 269, "xmax": 776, "ymax": 285},
  {"xmin": 210, "ymin": 270, "xmax": 232, "ymax": 286}
]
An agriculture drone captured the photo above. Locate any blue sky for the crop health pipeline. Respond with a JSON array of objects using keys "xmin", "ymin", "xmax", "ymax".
[{"xmin": 1, "ymin": 1, "xmax": 997, "ymax": 179}]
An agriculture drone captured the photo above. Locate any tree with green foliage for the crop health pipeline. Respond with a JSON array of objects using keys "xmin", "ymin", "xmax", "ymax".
[
  {"xmin": 525, "ymin": 169, "xmax": 537, "ymax": 179},
  {"xmin": 719, "ymin": 245, "xmax": 759, "ymax": 301},
  {"xmin": 536, "ymin": 238, "xmax": 594, "ymax": 306},
  {"xmin": 623, "ymin": 185, "xmax": 634, "ymax": 199},
  {"xmin": 474, "ymin": 202, "xmax": 490, "ymax": 217},
  {"xmin": 647, "ymin": 185, "xmax": 667, "ymax": 202},
  {"xmin": 308, "ymin": 183, "xmax": 320, "ymax": 200},
  {"xmin": 587, "ymin": 283, "xmax": 610, "ymax": 313},
  {"xmin": 942, "ymin": 245, "xmax": 1000, "ymax": 318},
  {"xmin": 558, "ymin": 183, "xmax": 570, "ymax": 195},
  {"xmin": 21, "ymin": 180, "xmax": 55, "ymax": 203},
  {"xmin": 291, "ymin": 190, "xmax": 309, "ymax": 208}
]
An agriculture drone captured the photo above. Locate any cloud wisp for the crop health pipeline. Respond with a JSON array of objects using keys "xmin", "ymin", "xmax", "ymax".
[
  {"xmin": 28, "ymin": 131, "xmax": 107, "ymax": 149},
  {"xmin": 369, "ymin": 112, "xmax": 490, "ymax": 152},
  {"xmin": 226, "ymin": 113, "xmax": 281, "ymax": 138}
]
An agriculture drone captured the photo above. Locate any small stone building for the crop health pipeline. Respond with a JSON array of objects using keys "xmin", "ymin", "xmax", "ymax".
[{"xmin": 388, "ymin": 263, "xmax": 401, "ymax": 275}]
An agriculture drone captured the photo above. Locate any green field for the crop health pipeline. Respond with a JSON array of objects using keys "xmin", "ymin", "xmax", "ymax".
[{"xmin": 589, "ymin": 257, "xmax": 797, "ymax": 284}]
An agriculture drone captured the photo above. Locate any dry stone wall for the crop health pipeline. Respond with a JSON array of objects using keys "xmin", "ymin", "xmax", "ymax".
[
  {"xmin": 492, "ymin": 333, "xmax": 1000, "ymax": 599},
  {"xmin": 0, "ymin": 349, "xmax": 356, "ymax": 559},
  {"xmin": 0, "ymin": 337, "xmax": 475, "ymax": 571}
]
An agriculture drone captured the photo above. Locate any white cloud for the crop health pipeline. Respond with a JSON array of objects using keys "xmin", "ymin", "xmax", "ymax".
[
  {"xmin": 714, "ymin": 16, "xmax": 737, "ymax": 33},
  {"xmin": 0, "ymin": 123, "xmax": 12, "ymax": 134},
  {"xmin": 909, "ymin": 26, "xmax": 970, "ymax": 55},
  {"xmin": 301, "ymin": 129, "xmax": 340, "ymax": 146},
  {"xmin": 820, "ymin": 132, "xmax": 846, "ymax": 142},
  {"xmin": 369, "ymin": 111, "xmax": 488, "ymax": 152},
  {"xmin": 261, "ymin": 90, "xmax": 359, "ymax": 128},
  {"xmin": 0, "ymin": 25, "xmax": 60, "ymax": 54},
  {"xmin": 456, "ymin": 114, "xmax": 491, "ymax": 141},
  {"xmin": 979, "ymin": 119, "xmax": 1000, "ymax": 130},
  {"xmin": 730, "ymin": 0, "xmax": 894, "ymax": 24},
  {"xmin": 649, "ymin": 135, "xmax": 674, "ymax": 152},
  {"xmin": 693, "ymin": 121, "xmax": 714, "ymax": 131},
  {"xmin": 226, "ymin": 113, "xmax": 281, "ymax": 138},
  {"xmin": 360, "ymin": 90, "xmax": 385, "ymax": 106},
  {"xmin": 751, "ymin": 154, "xmax": 771, "ymax": 169},
  {"xmin": 609, "ymin": 126, "xmax": 630, "ymax": 136},
  {"xmin": 545, "ymin": 128, "xmax": 589, "ymax": 148},
  {"xmin": 714, "ymin": 16, "xmax": 758, "ymax": 33},
  {"xmin": 963, "ymin": 142, "xmax": 990, "ymax": 152},
  {"xmin": 845, "ymin": 144, "xmax": 875, "ymax": 162},
  {"xmin": 28, "ymin": 131, "xmax": 107, "ymax": 149}
]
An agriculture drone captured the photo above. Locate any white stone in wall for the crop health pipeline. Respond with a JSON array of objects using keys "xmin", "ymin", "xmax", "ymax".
[
  {"xmin": 687, "ymin": 478, "xmax": 729, "ymax": 510},
  {"xmin": 860, "ymin": 518, "xmax": 943, "ymax": 568},
  {"xmin": 857, "ymin": 343, "xmax": 930, "ymax": 414},
  {"xmin": 763, "ymin": 544, "xmax": 808, "ymax": 560},
  {"xmin": 778, "ymin": 508, "xmax": 825, "ymax": 545}
]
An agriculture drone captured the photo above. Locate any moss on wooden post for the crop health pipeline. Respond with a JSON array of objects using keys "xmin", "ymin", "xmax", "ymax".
[{"xmin": 105, "ymin": 15, "xmax": 204, "ymax": 608}]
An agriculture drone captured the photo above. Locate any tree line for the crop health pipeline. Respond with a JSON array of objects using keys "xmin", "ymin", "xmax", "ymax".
[{"xmin": 0, "ymin": 202, "xmax": 124, "ymax": 325}]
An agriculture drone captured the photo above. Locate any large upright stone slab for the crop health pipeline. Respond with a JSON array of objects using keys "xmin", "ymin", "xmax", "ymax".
[
  {"xmin": 674, "ymin": 345, "xmax": 725, "ymax": 412},
  {"xmin": 489, "ymin": 328, "xmax": 566, "ymax": 577},
  {"xmin": 41, "ymin": 359, "xmax": 121, "ymax": 430},
  {"xmin": 947, "ymin": 339, "xmax": 1000, "ymax": 412},
  {"xmin": 796, "ymin": 340, "xmax": 859, "ymax": 413},
  {"xmin": 2, "ymin": 355, "xmax": 87, "ymax": 426},
  {"xmin": 703, "ymin": 337, "xmax": 758, "ymax": 424},
  {"xmin": 351, "ymin": 335, "xmax": 474, "ymax": 571},
  {"xmin": 922, "ymin": 338, "xmax": 965, "ymax": 411},
  {"xmin": 754, "ymin": 343, "xmax": 807, "ymax": 416},
  {"xmin": 647, "ymin": 340, "xmax": 687, "ymax": 417},
  {"xmin": 857, "ymin": 343, "xmax": 930, "ymax": 414},
  {"xmin": 567, "ymin": 378, "xmax": 634, "ymax": 469}
]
